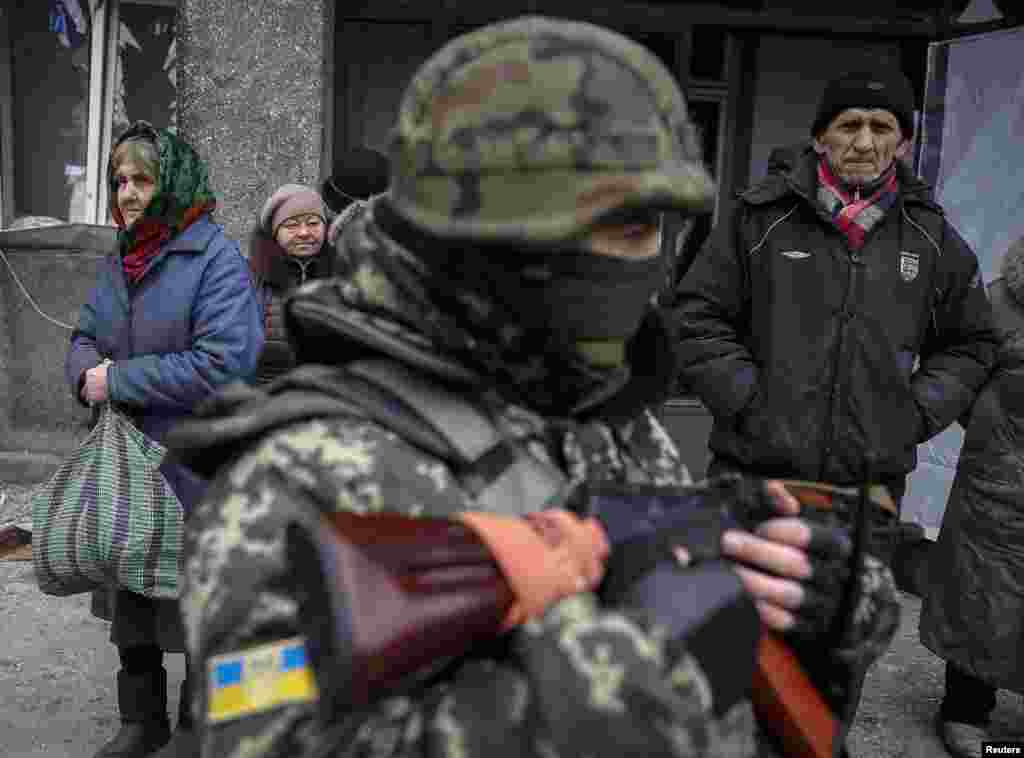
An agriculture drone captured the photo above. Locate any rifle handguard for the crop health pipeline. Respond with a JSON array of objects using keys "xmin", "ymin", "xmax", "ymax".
[{"xmin": 286, "ymin": 511, "xmax": 514, "ymax": 718}]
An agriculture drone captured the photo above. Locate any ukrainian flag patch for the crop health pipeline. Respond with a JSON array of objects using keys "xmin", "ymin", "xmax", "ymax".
[{"xmin": 207, "ymin": 637, "xmax": 318, "ymax": 723}]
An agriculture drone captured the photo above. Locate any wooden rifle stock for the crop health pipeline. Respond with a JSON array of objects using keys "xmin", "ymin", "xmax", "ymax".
[
  {"xmin": 304, "ymin": 480, "xmax": 895, "ymax": 758},
  {"xmin": 289, "ymin": 510, "xmax": 514, "ymax": 712},
  {"xmin": 753, "ymin": 633, "xmax": 838, "ymax": 758}
]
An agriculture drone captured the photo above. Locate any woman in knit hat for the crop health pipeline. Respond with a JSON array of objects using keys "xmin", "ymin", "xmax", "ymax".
[{"xmin": 249, "ymin": 183, "xmax": 347, "ymax": 385}]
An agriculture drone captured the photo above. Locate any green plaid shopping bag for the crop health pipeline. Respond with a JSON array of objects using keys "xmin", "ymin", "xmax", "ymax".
[{"xmin": 32, "ymin": 402, "xmax": 184, "ymax": 598}]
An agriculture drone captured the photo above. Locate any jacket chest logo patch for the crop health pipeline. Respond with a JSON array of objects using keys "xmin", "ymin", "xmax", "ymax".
[
  {"xmin": 780, "ymin": 250, "xmax": 811, "ymax": 260},
  {"xmin": 899, "ymin": 251, "xmax": 920, "ymax": 282}
]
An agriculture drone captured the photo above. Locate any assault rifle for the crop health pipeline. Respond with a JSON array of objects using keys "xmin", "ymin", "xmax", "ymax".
[{"xmin": 286, "ymin": 477, "xmax": 897, "ymax": 758}]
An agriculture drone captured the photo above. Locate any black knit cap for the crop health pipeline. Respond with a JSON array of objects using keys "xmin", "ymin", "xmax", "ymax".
[
  {"xmin": 812, "ymin": 68, "xmax": 916, "ymax": 138},
  {"xmin": 321, "ymin": 146, "xmax": 389, "ymax": 214}
]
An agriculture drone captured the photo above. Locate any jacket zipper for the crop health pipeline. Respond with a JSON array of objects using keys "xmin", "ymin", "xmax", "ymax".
[{"xmin": 818, "ymin": 244, "xmax": 864, "ymax": 481}]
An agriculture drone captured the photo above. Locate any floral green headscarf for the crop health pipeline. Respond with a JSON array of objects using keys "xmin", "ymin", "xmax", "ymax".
[{"xmin": 109, "ymin": 121, "xmax": 217, "ymax": 280}]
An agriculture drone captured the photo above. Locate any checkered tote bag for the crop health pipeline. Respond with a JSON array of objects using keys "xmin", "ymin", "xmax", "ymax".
[{"xmin": 32, "ymin": 402, "xmax": 184, "ymax": 598}]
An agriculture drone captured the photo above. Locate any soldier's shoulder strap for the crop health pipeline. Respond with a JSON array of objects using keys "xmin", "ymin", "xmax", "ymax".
[{"xmin": 274, "ymin": 359, "xmax": 570, "ymax": 515}]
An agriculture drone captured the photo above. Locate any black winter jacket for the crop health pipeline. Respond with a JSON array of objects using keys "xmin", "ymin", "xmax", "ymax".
[
  {"xmin": 249, "ymin": 227, "xmax": 348, "ymax": 386},
  {"xmin": 670, "ymin": 145, "xmax": 998, "ymax": 486}
]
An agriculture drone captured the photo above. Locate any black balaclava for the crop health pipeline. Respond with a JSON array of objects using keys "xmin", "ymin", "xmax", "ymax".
[{"xmin": 373, "ymin": 200, "xmax": 668, "ymax": 416}]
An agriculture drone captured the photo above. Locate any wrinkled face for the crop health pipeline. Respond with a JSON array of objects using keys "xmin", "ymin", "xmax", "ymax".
[
  {"xmin": 275, "ymin": 214, "xmax": 326, "ymax": 257},
  {"xmin": 585, "ymin": 210, "xmax": 663, "ymax": 260},
  {"xmin": 814, "ymin": 108, "xmax": 910, "ymax": 185},
  {"xmin": 114, "ymin": 160, "xmax": 157, "ymax": 227}
]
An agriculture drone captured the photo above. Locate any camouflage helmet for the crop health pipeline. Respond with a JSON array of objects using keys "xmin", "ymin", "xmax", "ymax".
[{"xmin": 387, "ymin": 16, "xmax": 715, "ymax": 244}]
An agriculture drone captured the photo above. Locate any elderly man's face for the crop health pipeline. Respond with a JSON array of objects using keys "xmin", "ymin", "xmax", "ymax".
[
  {"xmin": 275, "ymin": 214, "xmax": 326, "ymax": 257},
  {"xmin": 814, "ymin": 108, "xmax": 910, "ymax": 186}
]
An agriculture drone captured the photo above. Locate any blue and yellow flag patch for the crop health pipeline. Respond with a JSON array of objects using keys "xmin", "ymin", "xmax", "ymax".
[{"xmin": 207, "ymin": 637, "xmax": 318, "ymax": 723}]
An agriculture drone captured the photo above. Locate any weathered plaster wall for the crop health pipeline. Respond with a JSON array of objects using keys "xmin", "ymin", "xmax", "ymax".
[
  {"xmin": 0, "ymin": 228, "xmax": 111, "ymax": 451},
  {"xmin": 0, "ymin": 247, "xmax": 98, "ymax": 438},
  {"xmin": 0, "ymin": 250, "xmax": 13, "ymax": 435},
  {"xmin": 176, "ymin": 0, "xmax": 328, "ymax": 251},
  {"xmin": 0, "ymin": 227, "xmax": 110, "ymax": 481}
]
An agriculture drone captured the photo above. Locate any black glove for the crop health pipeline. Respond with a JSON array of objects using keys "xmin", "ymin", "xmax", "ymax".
[{"xmin": 774, "ymin": 518, "xmax": 853, "ymax": 645}]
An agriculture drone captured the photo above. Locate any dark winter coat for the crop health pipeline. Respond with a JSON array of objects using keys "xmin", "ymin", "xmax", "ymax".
[
  {"xmin": 65, "ymin": 214, "xmax": 264, "ymax": 514},
  {"xmin": 248, "ymin": 226, "xmax": 347, "ymax": 385},
  {"xmin": 919, "ymin": 240, "xmax": 1024, "ymax": 694},
  {"xmin": 670, "ymin": 145, "xmax": 998, "ymax": 487}
]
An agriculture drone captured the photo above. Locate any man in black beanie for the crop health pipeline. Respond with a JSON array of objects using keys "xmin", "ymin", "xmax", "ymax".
[
  {"xmin": 669, "ymin": 65, "xmax": 998, "ymax": 754},
  {"xmin": 321, "ymin": 146, "xmax": 389, "ymax": 215},
  {"xmin": 322, "ymin": 146, "xmax": 390, "ymax": 249}
]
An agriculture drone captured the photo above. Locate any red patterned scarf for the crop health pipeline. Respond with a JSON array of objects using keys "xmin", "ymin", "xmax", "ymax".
[
  {"xmin": 111, "ymin": 123, "xmax": 218, "ymax": 284},
  {"xmin": 816, "ymin": 157, "xmax": 899, "ymax": 251},
  {"xmin": 116, "ymin": 201, "xmax": 214, "ymax": 284}
]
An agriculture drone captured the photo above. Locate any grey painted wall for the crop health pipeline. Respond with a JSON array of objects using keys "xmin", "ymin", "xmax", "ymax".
[{"xmin": 177, "ymin": 0, "xmax": 328, "ymax": 251}]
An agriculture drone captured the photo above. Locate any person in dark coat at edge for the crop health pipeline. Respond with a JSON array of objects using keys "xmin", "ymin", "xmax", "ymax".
[
  {"xmin": 667, "ymin": 66, "xmax": 999, "ymax": 719},
  {"xmin": 249, "ymin": 184, "xmax": 345, "ymax": 386},
  {"xmin": 918, "ymin": 235, "xmax": 1024, "ymax": 758},
  {"xmin": 64, "ymin": 120, "xmax": 263, "ymax": 758}
]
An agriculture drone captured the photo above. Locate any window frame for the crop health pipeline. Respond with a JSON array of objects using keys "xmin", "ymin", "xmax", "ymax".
[
  {"xmin": 86, "ymin": 0, "xmax": 116, "ymax": 226},
  {"xmin": 0, "ymin": 0, "xmax": 176, "ymax": 228},
  {"xmin": 0, "ymin": 2, "xmax": 15, "ymax": 227}
]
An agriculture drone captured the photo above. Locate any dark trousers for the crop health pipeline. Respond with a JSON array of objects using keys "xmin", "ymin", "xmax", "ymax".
[{"xmin": 940, "ymin": 662, "xmax": 998, "ymax": 726}]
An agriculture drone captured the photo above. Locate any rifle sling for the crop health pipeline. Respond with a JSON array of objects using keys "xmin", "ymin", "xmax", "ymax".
[{"xmin": 275, "ymin": 359, "xmax": 570, "ymax": 514}]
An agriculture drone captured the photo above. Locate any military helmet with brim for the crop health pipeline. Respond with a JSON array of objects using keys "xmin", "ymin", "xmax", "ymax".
[{"xmin": 387, "ymin": 16, "xmax": 716, "ymax": 245}]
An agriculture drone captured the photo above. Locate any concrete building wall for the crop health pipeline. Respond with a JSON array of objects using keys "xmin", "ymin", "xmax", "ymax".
[
  {"xmin": 0, "ymin": 247, "xmax": 98, "ymax": 436},
  {"xmin": 176, "ymin": 0, "xmax": 329, "ymax": 250},
  {"xmin": 0, "ymin": 225, "xmax": 111, "ymax": 481},
  {"xmin": 0, "ymin": 249, "xmax": 12, "ymax": 435}
]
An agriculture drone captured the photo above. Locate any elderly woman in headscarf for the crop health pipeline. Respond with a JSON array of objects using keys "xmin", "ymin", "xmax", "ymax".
[{"xmin": 64, "ymin": 121, "xmax": 263, "ymax": 758}]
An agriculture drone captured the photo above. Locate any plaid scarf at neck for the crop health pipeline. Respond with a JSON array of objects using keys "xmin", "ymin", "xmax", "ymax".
[{"xmin": 817, "ymin": 157, "xmax": 899, "ymax": 250}]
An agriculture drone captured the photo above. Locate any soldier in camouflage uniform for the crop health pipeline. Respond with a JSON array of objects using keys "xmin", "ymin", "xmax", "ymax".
[{"xmin": 166, "ymin": 17, "xmax": 900, "ymax": 758}]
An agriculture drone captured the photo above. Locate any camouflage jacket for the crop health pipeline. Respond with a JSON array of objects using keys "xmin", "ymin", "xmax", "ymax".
[{"xmin": 170, "ymin": 205, "xmax": 899, "ymax": 758}]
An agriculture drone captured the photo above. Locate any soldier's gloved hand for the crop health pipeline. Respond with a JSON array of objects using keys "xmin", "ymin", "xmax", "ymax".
[{"xmin": 719, "ymin": 480, "xmax": 853, "ymax": 641}]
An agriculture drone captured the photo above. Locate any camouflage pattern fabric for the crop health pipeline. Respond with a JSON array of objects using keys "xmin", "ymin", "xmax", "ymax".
[
  {"xmin": 179, "ymin": 209, "xmax": 900, "ymax": 758},
  {"xmin": 182, "ymin": 401, "xmax": 766, "ymax": 758},
  {"xmin": 387, "ymin": 17, "xmax": 716, "ymax": 243}
]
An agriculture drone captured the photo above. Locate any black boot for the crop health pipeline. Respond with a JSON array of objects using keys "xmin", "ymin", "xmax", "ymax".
[
  {"xmin": 177, "ymin": 672, "xmax": 193, "ymax": 731},
  {"xmin": 93, "ymin": 669, "xmax": 172, "ymax": 758},
  {"xmin": 151, "ymin": 674, "xmax": 197, "ymax": 757}
]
